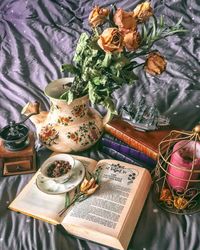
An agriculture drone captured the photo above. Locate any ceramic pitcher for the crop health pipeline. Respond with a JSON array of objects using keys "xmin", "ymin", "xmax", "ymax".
[{"xmin": 22, "ymin": 78, "xmax": 110, "ymax": 152}]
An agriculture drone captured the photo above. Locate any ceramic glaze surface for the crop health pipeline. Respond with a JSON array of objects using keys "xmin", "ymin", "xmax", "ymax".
[{"xmin": 23, "ymin": 78, "xmax": 105, "ymax": 152}]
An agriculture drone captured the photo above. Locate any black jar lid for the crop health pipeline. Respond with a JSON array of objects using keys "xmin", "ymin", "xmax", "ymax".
[{"xmin": 0, "ymin": 122, "xmax": 29, "ymax": 151}]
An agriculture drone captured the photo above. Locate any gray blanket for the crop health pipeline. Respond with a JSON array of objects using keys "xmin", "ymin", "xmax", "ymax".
[{"xmin": 0, "ymin": 0, "xmax": 200, "ymax": 249}]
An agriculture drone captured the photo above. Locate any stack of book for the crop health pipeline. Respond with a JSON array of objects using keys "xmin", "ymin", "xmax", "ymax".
[
  {"xmin": 100, "ymin": 133, "xmax": 156, "ymax": 171},
  {"xmin": 100, "ymin": 118, "xmax": 174, "ymax": 171}
]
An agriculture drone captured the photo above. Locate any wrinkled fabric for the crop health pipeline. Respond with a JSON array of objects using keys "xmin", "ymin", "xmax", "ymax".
[{"xmin": 0, "ymin": 0, "xmax": 200, "ymax": 250}]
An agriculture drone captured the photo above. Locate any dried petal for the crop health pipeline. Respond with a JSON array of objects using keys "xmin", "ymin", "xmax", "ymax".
[
  {"xmin": 113, "ymin": 8, "xmax": 137, "ymax": 30},
  {"xmin": 86, "ymin": 184, "xmax": 99, "ymax": 195},
  {"xmin": 174, "ymin": 196, "xmax": 188, "ymax": 209},
  {"xmin": 80, "ymin": 178, "xmax": 89, "ymax": 192},
  {"xmin": 145, "ymin": 52, "xmax": 167, "ymax": 75},
  {"xmin": 124, "ymin": 30, "xmax": 140, "ymax": 51},
  {"xmin": 80, "ymin": 178, "xmax": 95, "ymax": 192},
  {"xmin": 98, "ymin": 28, "xmax": 124, "ymax": 53},
  {"xmin": 133, "ymin": 1, "xmax": 153, "ymax": 23},
  {"xmin": 88, "ymin": 6, "xmax": 109, "ymax": 27},
  {"xmin": 160, "ymin": 188, "xmax": 171, "ymax": 201}
]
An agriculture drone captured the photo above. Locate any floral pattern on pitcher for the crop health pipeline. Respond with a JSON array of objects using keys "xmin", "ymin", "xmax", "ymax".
[
  {"xmin": 58, "ymin": 116, "xmax": 73, "ymax": 126},
  {"xmin": 71, "ymin": 104, "xmax": 87, "ymax": 118},
  {"xmin": 67, "ymin": 121, "xmax": 101, "ymax": 146},
  {"xmin": 39, "ymin": 124, "xmax": 59, "ymax": 146}
]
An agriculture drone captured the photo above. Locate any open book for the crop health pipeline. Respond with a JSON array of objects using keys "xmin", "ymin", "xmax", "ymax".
[{"xmin": 9, "ymin": 155, "xmax": 152, "ymax": 250}]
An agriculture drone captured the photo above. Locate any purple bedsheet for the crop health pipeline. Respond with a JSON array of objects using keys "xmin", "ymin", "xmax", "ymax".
[{"xmin": 0, "ymin": 0, "xmax": 200, "ymax": 249}]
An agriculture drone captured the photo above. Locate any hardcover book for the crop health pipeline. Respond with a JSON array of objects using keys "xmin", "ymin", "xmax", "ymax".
[
  {"xmin": 104, "ymin": 118, "xmax": 174, "ymax": 160},
  {"xmin": 100, "ymin": 134, "xmax": 156, "ymax": 170},
  {"xmin": 9, "ymin": 155, "xmax": 152, "ymax": 250}
]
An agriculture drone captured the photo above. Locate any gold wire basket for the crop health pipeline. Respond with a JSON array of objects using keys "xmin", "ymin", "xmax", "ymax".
[{"xmin": 153, "ymin": 125, "xmax": 200, "ymax": 215}]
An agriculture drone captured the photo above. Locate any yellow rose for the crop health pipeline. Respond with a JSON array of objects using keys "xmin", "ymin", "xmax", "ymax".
[
  {"xmin": 88, "ymin": 6, "xmax": 109, "ymax": 27},
  {"xmin": 174, "ymin": 196, "xmax": 188, "ymax": 210},
  {"xmin": 133, "ymin": 1, "xmax": 153, "ymax": 23},
  {"xmin": 97, "ymin": 28, "xmax": 123, "ymax": 53},
  {"xmin": 124, "ymin": 30, "xmax": 140, "ymax": 51},
  {"xmin": 113, "ymin": 8, "xmax": 137, "ymax": 30},
  {"xmin": 145, "ymin": 52, "xmax": 167, "ymax": 75}
]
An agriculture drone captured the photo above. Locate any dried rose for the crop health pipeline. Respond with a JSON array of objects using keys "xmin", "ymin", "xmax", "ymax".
[
  {"xmin": 97, "ymin": 28, "xmax": 123, "ymax": 53},
  {"xmin": 113, "ymin": 8, "xmax": 137, "ymax": 31},
  {"xmin": 80, "ymin": 177, "xmax": 99, "ymax": 195},
  {"xmin": 124, "ymin": 30, "xmax": 141, "ymax": 51},
  {"xmin": 145, "ymin": 52, "xmax": 167, "ymax": 75},
  {"xmin": 160, "ymin": 188, "xmax": 173, "ymax": 205},
  {"xmin": 88, "ymin": 6, "xmax": 109, "ymax": 27},
  {"xmin": 133, "ymin": 1, "xmax": 153, "ymax": 23},
  {"xmin": 174, "ymin": 196, "xmax": 188, "ymax": 209}
]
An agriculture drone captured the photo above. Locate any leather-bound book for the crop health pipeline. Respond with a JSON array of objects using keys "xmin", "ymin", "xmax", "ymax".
[
  {"xmin": 100, "ymin": 135, "xmax": 156, "ymax": 170},
  {"xmin": 104, "ymin": 118, "xmax": 174, "ymax": 161}
]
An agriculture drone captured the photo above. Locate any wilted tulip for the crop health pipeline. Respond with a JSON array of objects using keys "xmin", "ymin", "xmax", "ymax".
[
  {"xmin": 97, "ymin": 28, "xmax": 124, "ymax": 53},
  {"xmin": 133, "ymin": 1, "xmax": 153, "ymax": 23},
  {"xmin": 145, "ymin": 52, "xmax": 167, "ymax": 75},
  {"xmin": 88, "ymin": 6, "xmax": 109, "ymax": 27}
]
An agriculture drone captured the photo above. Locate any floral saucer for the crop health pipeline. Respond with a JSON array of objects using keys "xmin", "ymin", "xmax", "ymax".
[{"xmin": 36, "ymin": 160, "xmax": 85, "ymax": 195}]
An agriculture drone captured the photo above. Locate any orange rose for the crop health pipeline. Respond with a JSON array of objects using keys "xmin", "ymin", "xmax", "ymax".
[
  {"xmin": 160, "ymin": 188, "xmax": 173, "ymax": 205},
  {"xmin": 133, "ymin": 1, "xmax": 153, "ymax": 23},
  {"xmin": 124, "ymin": 30, "xmax": 140, "ymax": 51},
  {"xmin": 97, "ymin": 28, "xmax": 123, "ymax": 53},
  {"xmin": 88, "ymin": 6, "xmax": 109, "ymax": 27},
  {"xmin": 145, "ymin": 52, "xmax": 167, "ymax": 75},
  {"xmin": 113, "ymin": 8, "xmax": 136, "ymax": 30}
]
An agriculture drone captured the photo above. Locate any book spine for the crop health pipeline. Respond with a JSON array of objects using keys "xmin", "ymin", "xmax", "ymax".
[
  {"xmin": 101, "ymin": 137, "xmax": 156, "ymax": 168},
  {"xmin": 101, "ymin": 146, "xmax": 145, "ymax": 167},
  {"xmin": 103, "ymin": 133, "xmax": 126, "ymax": 145},
  {"xmin": 104, "ymin": 124, "xmax": 158, "ymax": 160}
]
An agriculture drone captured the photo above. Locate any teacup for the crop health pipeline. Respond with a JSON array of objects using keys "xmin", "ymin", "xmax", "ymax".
[{"xmin": 40, "ymin": 154, "xmax": 75, "ymax": 184}]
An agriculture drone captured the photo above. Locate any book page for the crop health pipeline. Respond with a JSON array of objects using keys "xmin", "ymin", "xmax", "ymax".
[
  {"xmin": 62, "ymin": 159, "xmax": 152, "ymax": 249},
  {"xmin": 9, "ymin": 155, "xmax": 97, "ymax": 225}
]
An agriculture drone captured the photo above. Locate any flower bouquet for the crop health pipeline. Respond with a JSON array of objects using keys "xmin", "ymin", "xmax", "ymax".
[{"xmin": 61, "ymin": 1, "xmax": 185, "ymax": 112}]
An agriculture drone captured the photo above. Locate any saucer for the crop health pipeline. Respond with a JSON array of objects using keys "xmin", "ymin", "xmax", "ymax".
[{"xmin": 36, "ymin": 159, "xmax": 85, "ymax": 195}]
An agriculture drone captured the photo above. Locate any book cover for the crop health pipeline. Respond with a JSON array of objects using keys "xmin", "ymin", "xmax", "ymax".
[
  {"xmin": 100, "ymin": 134, "xmax": 156, "ymax": 169},
  {"xmin": 104, "ymin": 117, "xmax": 174, "ymax": 160},
  {"xmin": 9, "ymin": 154, "xmax": 152, "ymax": 250}
]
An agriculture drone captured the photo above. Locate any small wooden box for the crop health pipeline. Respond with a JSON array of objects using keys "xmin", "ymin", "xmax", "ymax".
[{"xmin": 0, "ymin": 133, "xmax": 37, "ymax": 176}]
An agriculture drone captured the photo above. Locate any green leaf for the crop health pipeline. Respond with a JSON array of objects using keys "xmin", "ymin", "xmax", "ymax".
[
  {"xmin": 110, "ymin": 74, "xmax": 124, "ymax": 84},
  {"xmin": 61, "ymin": 64, "xmax": 79, "ymax": 74},
  {"xmin": 152, "ymin": 15, "xmax": 158, "ymax": 38},
  {"xmin": 60, "ymin": 91, "xmax": 68, "ymax": 100},
  {"xmin": 67, "ymin": 90, "xmax": 74, "ymax": 104},
  {"xmin": 91, "ymin": 49, "xmax": 99, "ymax": 57},
  {"xmin": 141, "ymin": 24, "xmax": 148, "ymax": 41},
  {"xmin": 88, "ymin": 82, "xmax": 96, "ymax": 103},
  {"xmin": 163, "ymin": 29, "xmax": 187, "ymax": 37},
  {"xmin": 73, "ymin": 33, "xmax": 89, "ymax": 63},
  {"xmin": 175, "ymin": 16, "xmax": 183, "ymax": 28},
  {"xmin": 125, "ymin": 72, "xmax": 138, "ymax": 83},
  {"xmin": 102, "ymin": 53, "xmax": 112, "ymax": 67},
  {"xmin": 102, "ymin": 97, "xmax": 117, "ymax": 114},
  {"xmin": 92, "ymin": 75, "xmax": 108, "ymax": 86},
  {"xmin": 160, "ymin": 15, "xmax": 164, "ymax": 28},
  {"xmin": 65, "ymin": 192, "xmax": 71, "ymax": 208}
]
